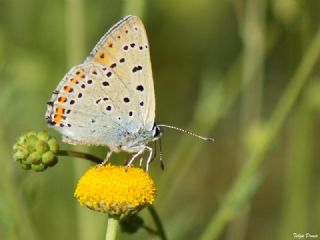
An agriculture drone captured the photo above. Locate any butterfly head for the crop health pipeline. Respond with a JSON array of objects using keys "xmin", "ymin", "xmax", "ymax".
[{"xmin": 152, "ymin": 123, "xmax": 163, "ymax": 141}]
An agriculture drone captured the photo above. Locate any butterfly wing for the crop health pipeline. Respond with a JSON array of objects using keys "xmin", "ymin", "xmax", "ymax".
[
  {"xmin": 46, "ymin": 63, "xmax": 131, "ymax": 147},
  {"xmin": 46, "ymin": 16, "xmax": 155, "ymax": 150},
  {"xmin": 85, "ymin": 15, "xmax": 155, "ymax": 131}
]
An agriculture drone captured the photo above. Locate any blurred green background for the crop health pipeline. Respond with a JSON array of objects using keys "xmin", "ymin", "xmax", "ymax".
[{"xmin": 1, "ymin": 0, "xmax": 320, "ymax": 239}]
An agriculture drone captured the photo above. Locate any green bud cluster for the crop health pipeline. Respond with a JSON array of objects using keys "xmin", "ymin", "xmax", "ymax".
[{"xmin": 13, "ymin": 131, "xmax": 59, "ymax": 172}]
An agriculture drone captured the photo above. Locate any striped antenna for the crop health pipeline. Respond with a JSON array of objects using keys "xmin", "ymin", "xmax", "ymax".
[{"xmin": 158, "ymin": 124, "xmax": 214, "ymax": 141}]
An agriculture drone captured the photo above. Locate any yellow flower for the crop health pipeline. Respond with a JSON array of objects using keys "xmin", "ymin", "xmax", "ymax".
[{"xmin": 74, "ymin": 165, "xmax": 156, "ymax": 216}]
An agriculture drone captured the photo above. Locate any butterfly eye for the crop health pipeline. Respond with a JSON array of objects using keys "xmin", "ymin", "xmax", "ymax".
[{"xmin": 153, "ymin": 125, "xmax": 162, "ymax": 139}]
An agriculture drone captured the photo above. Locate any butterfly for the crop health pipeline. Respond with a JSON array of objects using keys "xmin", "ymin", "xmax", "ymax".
[{"xmin": 46, "ymin": 15, "xmax": 213, "ymax": 172}]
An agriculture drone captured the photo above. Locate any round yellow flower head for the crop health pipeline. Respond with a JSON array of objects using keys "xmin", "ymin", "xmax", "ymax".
[{"xmin": 74, "ymin": 165, "xmax": 156, "ymax": 216}]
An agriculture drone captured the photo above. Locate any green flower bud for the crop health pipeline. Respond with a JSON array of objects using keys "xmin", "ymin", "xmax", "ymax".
[
  {"xmin": 22, "ymin": 154, "xmax": 34, "ymax": 164},
  {"xmin": 31, "ymin": 163, "xmax": 47, "ymax": 172},
  {"xmin": 13, "ymin": 147, "xmax": 29, "ymax": 161},
  {"xmin": 46, "ymin": 157, "xmax": 58, "ymax": 167},
  {"xmin": 17, "ymin": 135, "xmax": 27, "ymax": 145},
  {"xmin": 25, "ymin": 131, "xmax": 34, "ymax": 136},
  {"xmin": 42, "ymin": 151, "xmax": 55, "ymax": 164},
  {"xmin": 27, "ymin": 152, "xmax": 42, "ymax": 164},
  {"xmin": 13, "ymin": 131, "xmax": 60, "ymax": 172},
  {"xmin": 21, "ymin": 163, "xmax": 31, "ymax": 170},
  {"xmin": 35, "ymin": 140, "xmax": 49, "ymax": 153},
  {"xmin": 48, "ymin": 138, "xmax": 59, "ymax": 153},
  {"xmin": 37, "ymin": 131, "xmax": 50, "ymax": 141},
  {"xmin": 27, "ymin": 135, "xmax": 38, "ymax": 147}
]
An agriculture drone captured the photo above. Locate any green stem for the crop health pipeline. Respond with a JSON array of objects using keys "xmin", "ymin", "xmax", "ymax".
[
  {"xmin": 278, "ymin": 98, "xmax": 313, "ymax": 239},
  {"xmin": 66, "ymin": 0, "xmax": 85, "ymax": 65},
  {"xmin": 142, "ymin": 225, "xmax": 158, "ymax": 235},
  {"xmin": 106, "ymin": 216, "xmax": 119, "ymax": 240},
  {"xmin": 58, "ymin": 150, "xmax": 103, "ymax": 164},
  {"xmin": 227, "ymin": 0, "xmax": 266, "ymax": 238},
  {"xmin": 65, "ymin": 0, "xmax": 89, "ymax": 239},
  {"xmin": 148, "ymin": 206, "xmax": 167, "ymax": 240},
  {"xmin": 240, "ymin": 0, "xmax": 266, "ymax": 126},
  {"xmin": 199, "ymin": 26, "xmax": 320, "ymax": 240},
  {"xmin": 122, "ymin": 0, "xmax": 146, "ymax": 17}
]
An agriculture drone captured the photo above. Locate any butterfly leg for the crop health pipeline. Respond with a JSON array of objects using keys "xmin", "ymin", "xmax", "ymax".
[
  {"xmin": 145, "ymin": 146, "xmax": 153, "ymax": 172},
  {"xmin": 126, "ymin": 148, "xmax": 145, "ymax": 171},
  {"xmin": 150, "ymin": 141, "xmax": 157, "ymax": 163},
  {"xmin": 159, "ymin": 139, "xmax": 164, "ymax": 170},
  {"xmin": 99, "ymin": 151, "xmax": 113, "ymax": 166}
]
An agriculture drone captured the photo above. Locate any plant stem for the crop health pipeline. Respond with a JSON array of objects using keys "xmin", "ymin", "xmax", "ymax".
[
  {"xmin": 278, "ymin": 98, "xmax": 313, "ymax": 239},
  {"xmin": 122, "ymin": 0, "xmax": 146, "ymax": 17},
  {"xmin": 65, "ymin": 0, "xmax": 93, "ymax": 238},
  {"xmin": 58, "ymin": 150, "xmax": 103, "ymax": 163},
  {"xmin": 106, "ymin": 216, "xmax": 119, "ymax": 240},
  {"xmin": 148, "ymin": 206, "xmax": 167, "ymax": 240},
  {"xmin": 240, "ymin": 0, "xmax": 266, "ymax": 127},
  {"xmin": 142, "ymin": 225, "xmax": 158, "ymax": 235},
  {"xmin": 227, "ymin": 0, "xmax": 266, "ymax": 239},
  {"xmin": 66, "ymin": 0, "xmax": 85, "ymax": 65}
]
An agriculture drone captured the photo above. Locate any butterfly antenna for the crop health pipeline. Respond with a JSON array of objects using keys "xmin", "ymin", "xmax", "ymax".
[{"xmin": 158, "ymin": 124, "xmax": 214, "ymax": 141}]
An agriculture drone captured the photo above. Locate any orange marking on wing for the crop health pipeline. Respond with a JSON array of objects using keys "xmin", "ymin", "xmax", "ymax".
[
  {"xmin": 54, "ymin": 114, "xmax": 62, "ymax": 124},
  {"xmin": 70, "ymin": 78, "xmax": 79, "ymax": 84},
  {"xmin": 58, "ymin": 96, "xmax": 67, "ymax": 103},
  {"xmin": 64, "ymin": 85, "xmax": 73, "ymax": 92},
  {"xmin": 95, "ymin": 50, "xmax": 111, "ymax": 65},
  {"xmin": 55, "ymin": 106, "xmax": 65, "ymax": 115}
]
